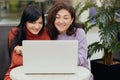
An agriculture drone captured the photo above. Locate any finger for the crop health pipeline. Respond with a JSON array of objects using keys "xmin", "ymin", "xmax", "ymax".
[{"xmin": 17, "ymin": 50, "xmax": 22, "ymax": 55}]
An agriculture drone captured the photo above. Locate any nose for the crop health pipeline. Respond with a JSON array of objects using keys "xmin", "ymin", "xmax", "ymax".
[{"xmin": 59, "ymin": 18, "xmax": 64, "ymax": 24}]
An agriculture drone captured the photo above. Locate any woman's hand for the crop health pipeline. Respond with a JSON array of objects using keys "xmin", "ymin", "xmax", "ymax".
[{"xmin": 14, "ymin": 46, "xmax": 23, "ymax": 55}]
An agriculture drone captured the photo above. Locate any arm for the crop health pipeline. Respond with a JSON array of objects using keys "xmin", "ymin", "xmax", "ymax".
[
  {"xmin": 76, "ymin": 28, "xmax": 89, "ymax": 69},
  {"xmin": 4, "ymin": 28, "xmax": 23, "ymax": 80}
]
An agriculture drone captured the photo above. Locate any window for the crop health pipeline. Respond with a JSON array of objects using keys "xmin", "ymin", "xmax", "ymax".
[{"xmin": 0, "ymin": 0, "xmax": 54, "ymax": 21}]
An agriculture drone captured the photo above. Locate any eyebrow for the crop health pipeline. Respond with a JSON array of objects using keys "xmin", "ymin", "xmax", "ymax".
[{"xmin": 56, "ymin": 14, "xmax": 70, "ymax": 17}]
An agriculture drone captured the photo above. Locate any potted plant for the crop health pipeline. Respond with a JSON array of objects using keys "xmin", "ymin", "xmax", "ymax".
[{"xmin": 75, "ymin": 0, "xmax": 120, "ymax": 80}]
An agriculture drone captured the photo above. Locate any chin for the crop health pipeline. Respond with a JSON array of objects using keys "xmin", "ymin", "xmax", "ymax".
[{"xmin": 32, "ymin": 32, "xmax": 39, "ymax": 35}]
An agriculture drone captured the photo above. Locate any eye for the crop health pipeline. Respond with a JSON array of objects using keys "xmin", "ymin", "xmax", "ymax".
[
  {"xmin": 56, "ymin": 15, "xmax": 60, "ymax": 19},
  {"xmin": 64, "ymin": 16, "xmax": 70, "ymax": 20},
  {"xmin": 39, "ymin": 22, "xmax": 42, "ymax": 24},
  {"xmin": 64, "ymin": 17, "xmax": 69, "ymax": 20}
]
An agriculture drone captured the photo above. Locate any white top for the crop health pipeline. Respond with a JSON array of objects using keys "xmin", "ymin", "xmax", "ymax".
[{"xmin": 10, "ymin": 66, "xmax": 91, "ymax": 80}]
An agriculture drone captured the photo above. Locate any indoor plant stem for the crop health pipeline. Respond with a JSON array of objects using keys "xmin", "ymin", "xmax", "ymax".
[{"xmin": 103, "ymin": 49, "xmax": 113, "ymax": 65}]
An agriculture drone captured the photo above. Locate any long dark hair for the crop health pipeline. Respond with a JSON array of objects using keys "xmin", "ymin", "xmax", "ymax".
[
  {"xmin": 46, "ymin": 2, "xmax": 82, "ymax": 40},
  {"xmin": 9, "ymin": 5, "xmax": 44, "ymax": 55}
]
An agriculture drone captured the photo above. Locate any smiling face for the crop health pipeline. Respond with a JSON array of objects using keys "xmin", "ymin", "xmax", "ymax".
[
  {"xmin": 54, "ymin": 9, "xmax": 74, "ymax": 34},
  {"xmin": 26, "ymin": 17, "xmax": 43, "ymax": 35}
]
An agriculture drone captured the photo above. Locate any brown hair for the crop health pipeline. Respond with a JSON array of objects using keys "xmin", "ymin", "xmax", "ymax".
[
  {"xmin": 46, "ymin": 2, "xmax": 82, "ymax": 40},
  {"xmin": 53, "ymin": 0, "xmax": 72, "ymax": 5}
]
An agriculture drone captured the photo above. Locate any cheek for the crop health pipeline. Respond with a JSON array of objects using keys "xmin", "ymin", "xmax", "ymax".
[
  {"xmin": 66, "ymin": 20, "xmax": 72, "ymax": 27},
  {"xmin": 54, "ymin": 19, "xmax": 57, "ymax": 23},
  {"xmin": 26, "ymin": 25, "xmax": 33, "ymax": 31},
  {"xmin": 40, "ymin": 24, "xmax": 43, "ymax": 28},
  {"xmin": 54, "ymin": 20, "xmax": 57, "ymax": 26}
]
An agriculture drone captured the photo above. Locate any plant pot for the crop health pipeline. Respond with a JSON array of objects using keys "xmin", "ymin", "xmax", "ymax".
[{"xmin": 91, "ymin": 58, "xmax": 120, "ymax": 80}]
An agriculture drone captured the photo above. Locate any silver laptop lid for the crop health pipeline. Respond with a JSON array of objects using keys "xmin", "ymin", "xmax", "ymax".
[{"xmin": 22, "ymin": 40, "xmax": 78, "ymax": 74}]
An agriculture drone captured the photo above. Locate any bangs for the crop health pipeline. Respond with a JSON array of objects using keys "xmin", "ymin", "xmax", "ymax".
[{"xmin": 27, "ymin": 15, "xmax": 40, "ymax": 22}]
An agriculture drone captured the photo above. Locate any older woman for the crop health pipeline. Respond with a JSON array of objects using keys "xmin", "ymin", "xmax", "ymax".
[{"xmin": 46, "ymin": 1, "xmax": 93, "ymax": 80}]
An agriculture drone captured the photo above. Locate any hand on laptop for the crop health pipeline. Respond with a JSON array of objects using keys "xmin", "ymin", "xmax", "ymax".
[{"xmin": 14, "ymin": 46, "xmax": 23, "ymax": 55}]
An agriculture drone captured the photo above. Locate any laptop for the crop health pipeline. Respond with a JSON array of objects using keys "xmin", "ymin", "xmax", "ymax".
[{"xmin": 22, "ymin": 40, "xmax": 78, "ymax": 74}]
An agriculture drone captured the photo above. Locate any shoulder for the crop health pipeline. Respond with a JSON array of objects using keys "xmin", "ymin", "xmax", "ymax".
[
  {"xmin": 8, "ymin": 27, "xmax": 19, "ymax": 46},
  {"xmin": 76, "ymin": 28, "xmax": 86, "ymax": 36},
  {"xmin": 41, "ymin": 28, "xmax": 49, "ymax": 35},
  {"xmin": 40, "ymin": 28, "xmax": 50, "ymax": 40},
  {"xmin": 75, "ymin": 28, "xmax": 86, "ymax": 40},
  {"xmin": 9, "ymin": 27, "xmax": 19, "ymax": 36}
]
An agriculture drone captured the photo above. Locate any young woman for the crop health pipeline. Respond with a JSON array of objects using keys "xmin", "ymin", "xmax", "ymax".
[
  {"xmin": 4, "ymin": 5, "xmax": 50, "ymax": 80},
  {"xmin": 46, "ymin": 2, "xmax": 93, "ymax": 80}
]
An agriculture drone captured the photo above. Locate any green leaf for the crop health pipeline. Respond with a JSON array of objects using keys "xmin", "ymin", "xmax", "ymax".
[{"xmin": 87, "ymin": 42, "xmax": 104, "ymax": 58}]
